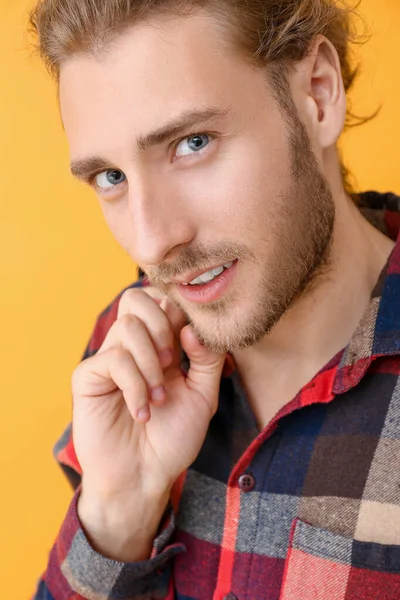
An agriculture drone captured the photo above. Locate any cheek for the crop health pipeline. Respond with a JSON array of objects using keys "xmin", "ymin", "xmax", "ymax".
[
  {"xmin": 180, "ymin": 142, "xmax": 290, "ymax": 235},
  {"xmin": 99, "ymin": 203, "xmax": 133, "ymax": 253},
  {"xmin": 212, "ymin": 156, "xmax": 291, "ymax": 237}
]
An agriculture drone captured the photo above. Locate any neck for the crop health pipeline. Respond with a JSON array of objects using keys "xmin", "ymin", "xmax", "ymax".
[{"xmin": 232, "ymin": 188, "xmax": 396, "ymax": 430}]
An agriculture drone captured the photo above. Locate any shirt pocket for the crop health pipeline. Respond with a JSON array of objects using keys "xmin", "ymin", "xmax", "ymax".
[{"xmin": 280, "ymin": 518, "xmax": 400, "ymax": 600}]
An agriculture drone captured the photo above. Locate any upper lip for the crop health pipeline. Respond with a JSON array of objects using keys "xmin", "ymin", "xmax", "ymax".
[{"xmin": 171, "ymin": 260, "xmax": 235, "ymax": 285}]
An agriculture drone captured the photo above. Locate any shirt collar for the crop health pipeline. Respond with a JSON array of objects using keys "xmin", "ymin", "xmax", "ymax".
[{"xmin": 333, "ymin": 191, "xmax": 400, "ymax": 394}]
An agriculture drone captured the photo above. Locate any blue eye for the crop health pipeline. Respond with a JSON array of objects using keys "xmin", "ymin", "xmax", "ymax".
[
  {"xmin": 175, "ymin": 134, "xmax": 210, "ymax": 158},
  {"xmin": 95, "ymin": 169, "xmax": 127, "ymax": 189}
]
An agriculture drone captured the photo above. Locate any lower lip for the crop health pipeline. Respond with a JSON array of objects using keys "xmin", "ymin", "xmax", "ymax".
[{"xmin": 177, "ymin": 260, "xmax": 238, "ymax": 304}]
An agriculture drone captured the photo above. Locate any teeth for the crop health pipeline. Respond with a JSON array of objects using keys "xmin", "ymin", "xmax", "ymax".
[
  {"xmin": 198, "ymin": 271, "xmax": 214, "ymax": 283},
  {"xmin": 187, "ymin": 261, "xmax": 234, "ymax": 286},
  {"xmin": 200, "ymin": 266, "xmax": 224, "ymax": 282}
]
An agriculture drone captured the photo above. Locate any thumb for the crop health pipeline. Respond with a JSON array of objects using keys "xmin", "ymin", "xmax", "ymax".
[{"xmin": 180, "ymin": 324, "xmax": 226, "ymax": 402}]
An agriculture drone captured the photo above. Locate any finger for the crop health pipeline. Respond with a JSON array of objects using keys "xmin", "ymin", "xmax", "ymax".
[
  {"xmin": 133, "ymin": 287, "xmax": 187, "ymax": 371},
  {"xmin": 160, "ymin": 296, "xmax": 188, "ymax": 372},
  {"xmin": 100, "ymin": 314, "xmax": 167, "ymax": 402},
  {"xmin": 73, "ymin": 347, "xmax": 151, "ymax": 423},
  {"xmin": 114, "ymin": 288, "xmax": 175, "ymax": 366},
  {"xmin": 180, "ymin": 325, "xmax": 226, "ymax": 410},
  {"xmin": 144, "ymin": 288, "xmax": 187, "ymax": 339}
]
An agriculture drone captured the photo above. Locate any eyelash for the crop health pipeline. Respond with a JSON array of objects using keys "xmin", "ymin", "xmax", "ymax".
[
  {"xmin": 171, "ymin": 131, "xmax": 215, "ymax": 162},
  {"xmin": 88, "ymin": 131, "xmax": 215, "ymax": 195}
]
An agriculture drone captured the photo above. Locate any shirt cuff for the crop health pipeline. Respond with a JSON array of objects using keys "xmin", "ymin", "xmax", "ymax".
[{"xmin": 54, "ymin": 486, "xmax": 185, "ymax": 599}]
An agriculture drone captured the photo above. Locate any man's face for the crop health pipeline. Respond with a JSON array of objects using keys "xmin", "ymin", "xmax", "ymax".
[{"xmin": 60, "ymin": 12, "xmax": 335, "ymax": 353}]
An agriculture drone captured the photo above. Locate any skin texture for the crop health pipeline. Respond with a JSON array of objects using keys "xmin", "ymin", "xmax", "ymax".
[{"xmin": 60, "ymin": 10, "xmax": 395, "ymax": 427}]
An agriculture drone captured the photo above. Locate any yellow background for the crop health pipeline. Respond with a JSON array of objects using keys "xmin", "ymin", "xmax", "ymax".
[{"xmin": 1, "ymin": 0, "xmax": 399, "ymax": 596}]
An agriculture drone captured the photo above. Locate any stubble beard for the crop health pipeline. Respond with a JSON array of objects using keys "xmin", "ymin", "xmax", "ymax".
[
  {"xmin": 147, "ymin": 114, "xmax": 335, "ymax": 354},
  {"xmin": 180, "ymin": 119, "xmax": 335, "ymax": 353}
]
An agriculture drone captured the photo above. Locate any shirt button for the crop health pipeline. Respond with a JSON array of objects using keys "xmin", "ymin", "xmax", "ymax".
[{"xmin": 238, "ymin": 473, "xmax": 255, "ymax": 492}]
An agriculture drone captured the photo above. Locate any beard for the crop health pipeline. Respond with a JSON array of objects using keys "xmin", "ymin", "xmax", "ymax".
[{"xmin": 146, "ymin": 111, "xmax": 335, "ymax": 353}]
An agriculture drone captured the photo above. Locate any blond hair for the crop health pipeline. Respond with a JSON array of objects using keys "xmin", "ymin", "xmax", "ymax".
[{"xmin": 29, "ymin": 0, "xmax": 370, "ymax": 192}]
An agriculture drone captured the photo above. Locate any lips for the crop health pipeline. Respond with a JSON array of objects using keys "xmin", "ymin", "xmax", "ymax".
[
  {"xmin": 176, "ymin": 259, "xmax": 238, "ymax": 304},
  {"xmin": 171, "ymin": 260, "xmax": 235, "ymax": 286},
  {"xmin": 183, "ymin": 261, "xmax": 234, "ymax": 286}
]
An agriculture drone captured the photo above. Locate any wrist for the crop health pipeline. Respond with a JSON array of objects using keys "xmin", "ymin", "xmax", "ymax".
[{"xmin": 77, "ymin": 484, "xmax": 171, "ymax": 562}]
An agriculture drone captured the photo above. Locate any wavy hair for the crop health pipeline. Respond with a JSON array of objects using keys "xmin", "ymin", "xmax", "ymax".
[{"xmin": 29, "ymin": 0, "xmax": 373, "ymax": 192}]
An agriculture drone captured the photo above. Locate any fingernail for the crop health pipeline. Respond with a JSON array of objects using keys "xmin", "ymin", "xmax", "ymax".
[
  {"xmin": 151, "ymin": 386, "xmax": 166, "ymax": 402},
  {"xmin": 137, "ymin": 406, "xmax": 150, "ymax": 421},
  {"xmin": 159, "ymin": 349, "xmax": 173, "ymax": 367}
]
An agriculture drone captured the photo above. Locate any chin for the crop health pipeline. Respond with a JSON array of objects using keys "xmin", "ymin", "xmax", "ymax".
[{"xmin": 189, "ymin": 308, "xmax": 258, "ymax": 354}]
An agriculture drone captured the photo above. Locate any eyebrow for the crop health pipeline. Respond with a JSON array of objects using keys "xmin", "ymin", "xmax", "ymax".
[{"xmin": 70, "ymin": 105, "xmax": 232, "ymax": 181}]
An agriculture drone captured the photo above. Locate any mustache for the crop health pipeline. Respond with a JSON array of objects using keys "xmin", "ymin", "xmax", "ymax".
[{"xmin": 145, "ymin": 241, "xmax": 255, "ymax": 285}]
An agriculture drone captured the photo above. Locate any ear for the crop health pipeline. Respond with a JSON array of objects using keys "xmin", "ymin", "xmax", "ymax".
[{"xmin": 294, "ymin": 35, "xmax": 346, "ymax": 149}]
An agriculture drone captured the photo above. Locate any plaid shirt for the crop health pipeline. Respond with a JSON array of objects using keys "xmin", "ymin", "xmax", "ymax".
[{"xmin": 33, "ymin": 191, "xmax": 400, "ymax": 600}]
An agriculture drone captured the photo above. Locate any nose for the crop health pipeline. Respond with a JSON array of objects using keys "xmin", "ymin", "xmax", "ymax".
[{"xmin": 128, "ymin": 180, "xmax": 196, "ymax": 266}]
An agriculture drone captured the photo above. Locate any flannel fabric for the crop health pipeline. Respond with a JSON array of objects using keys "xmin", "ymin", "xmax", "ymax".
[{"xmin": 33, "ymin": 191, "xmax": 400, "ymax": 600}]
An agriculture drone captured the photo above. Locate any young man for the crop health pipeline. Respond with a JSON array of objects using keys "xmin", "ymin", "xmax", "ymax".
[{"xmin": 30, "ymin": 1, "xmax": 400, "ymax": 598}]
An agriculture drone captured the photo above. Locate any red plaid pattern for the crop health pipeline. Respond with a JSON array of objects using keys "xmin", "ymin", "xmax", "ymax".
[{"xmin": 32, "ymin": 191, "xmax": 400, "ymax": 600}]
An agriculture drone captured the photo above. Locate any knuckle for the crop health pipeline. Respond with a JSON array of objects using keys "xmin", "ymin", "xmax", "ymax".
[
  {"xmin": 72, "ymin": 357, "xmax": 89, "ymax": 380},
  {"xmin": 118, "ymin": 312, "xmax": 141, "ymax": 333},
  {"xmin": 109, "ymin": 346, "xmax": 129, "ymax": 362},
  {"xmin": 118, "ymin": 287, "xmax": 143, "ymax": 314},
  {"xmin": 71, "ymin": 366, "xmax": 82, "ymax": 387},
  {"xmin": 120, "ymin": 287, "xmax": 142, "ymax": 303},
  {"xmin": 71, "ymin": 360, "xmax": 92, "ymax": 394}
]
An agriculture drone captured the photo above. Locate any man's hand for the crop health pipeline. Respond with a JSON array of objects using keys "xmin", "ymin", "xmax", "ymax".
[{"xmin": 72, "ymin": 287, "xmax": 226, "ymax": 561}]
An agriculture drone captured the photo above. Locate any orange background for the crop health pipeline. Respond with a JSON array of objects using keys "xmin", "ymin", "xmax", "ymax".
[{"xmin": 1, "ymin": 0, "xmax": 399, "ymax": 597}]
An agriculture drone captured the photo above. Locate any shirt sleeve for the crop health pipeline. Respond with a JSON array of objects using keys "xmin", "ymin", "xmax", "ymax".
[
  {"xmin": 31, "ymin": 278, "xmax": 186, "ymax": 599},
  {"xmin": 32, "ymin": 483, "xmax": 185, "ymax": 599}
]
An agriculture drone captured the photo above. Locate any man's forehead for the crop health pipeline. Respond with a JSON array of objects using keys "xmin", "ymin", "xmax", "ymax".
[
  {"xmin": 59, "ymin": 10, "xmax": 229, "ymax": 80},
  {"xmin": 58, "ymin": 13, "xmax": 273, "ymax": 165},
  {"xmin": 59, "ymin": 15, "xmax": 236, "ymax": 125}
]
